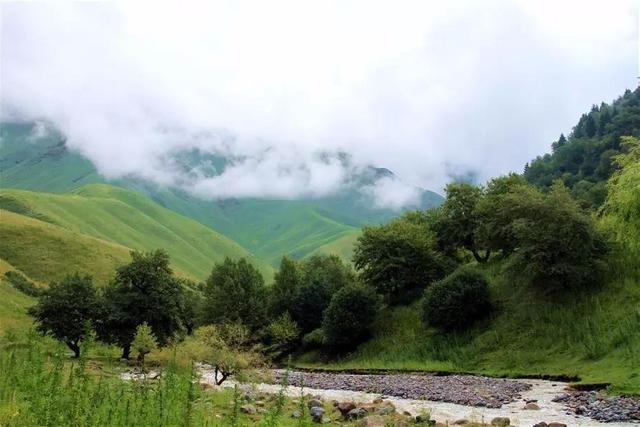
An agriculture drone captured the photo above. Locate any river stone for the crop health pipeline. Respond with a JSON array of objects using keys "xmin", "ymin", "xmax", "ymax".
[
  {"xmin": 308, "ymin": 398, "xmax": 323, "ymax": 409},
  {"xmin": 547, "ymin": 423, "xmax": 567, "ymax": 427},
  {"xmin": 360, "ymin": 415, "xmax": 385, "ymax": 427},
  {"xmin": 490, "ymin": 417, "xmax": 510, "ymax": 426},
  {"xmin": 337, "ymin": 402, "xmax": 356, "ymax": 416},
  {"xmin": 524, "ymin": 402, "xmax": 541, "ymax": 410},
  {"xmin": 347, "ymin": 408, "xmax": 368, "ymax": 419},
  {"xmin": 240, "ymin": 404, "xmax": 256, "ymax": 414},
  {"xmin": 310, "ymin": 406, "xmax": 324, "ymax": 423},
  {"xmin": 532, "ymin": 423, "xmax": 547, "ymax": 427}
]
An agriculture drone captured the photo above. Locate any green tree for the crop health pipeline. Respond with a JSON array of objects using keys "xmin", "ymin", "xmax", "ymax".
[
  {"xmin": 422, "ymin": 267, "xmax": 491, "ymax": 331},
  {"xmin": 432, "ymin": 182, "xmax": 491, "ymax": 262},
  {"xmin": 269, "ymin": 256, "xmax": 302, "ymax": 318},
  {"xmin": 28, "ymin": 274, "xmax": 100, "ymax": 358},
  {"xmin": 354, "ymin": 214, "xmax": 453, "ymax": 303},
  {"xmin": 266, "ymin": 312, "xmax": 300, "ymax": 358},
  {"xmin": 100, "ymin": 250, "xmax": 186, "ymax": 359},
  {"xmin": 132, "ymin": 322, "xmax": 158, "ymax": 365},
  {"xmin": 292, "ymin": 255, "xmax": 356, "ymax": 333},
  {"xmin": 201, "ymin": 257, "xmax": 267, "ymax": 332},
  {"xmin": 322, "ymin": 286, "xmax": 381, "ymax": 352}
]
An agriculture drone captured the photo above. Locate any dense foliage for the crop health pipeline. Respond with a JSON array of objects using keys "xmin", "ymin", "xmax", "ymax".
[
  {"xmin": 353, "ymin": 214, "xmax": 453, "ymax": 303},
  {"xmin": 3, "ymin": 270, "xmax": 42, "ymax": 297},
  {"xmin": 322, "ymin": 285, "xmax": 381, "ymax": 352},
  {"xmin": 422, "ymin": 267, "xmax": 491, "ymax": 331},
  {"xmin": 28, "ymin": 273, "xmax": 100, "ymax": 357},
  {"xmin": 100, "ymin": 250, "xmax": 187, "ymax": 359},
  {"xmin": 525, "ymin": 88, "xmax": 640, "ymax": 208},
  {"xmin": 201, "ymin": 257, "xmax": 267, "ymax": 332}
]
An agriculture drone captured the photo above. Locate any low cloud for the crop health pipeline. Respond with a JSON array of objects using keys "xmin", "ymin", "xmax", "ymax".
[{"xmin": 1, "ymin": 1, "xmax": 636, "ymax": 206}]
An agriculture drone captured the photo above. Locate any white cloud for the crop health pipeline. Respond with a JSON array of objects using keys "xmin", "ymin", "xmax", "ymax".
[{"xmin": 1, "ymin": 0, "xmax": 637, "ymax": 205}]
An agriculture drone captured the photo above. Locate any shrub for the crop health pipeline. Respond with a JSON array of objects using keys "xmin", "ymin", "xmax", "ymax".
[
  {"xmin": 322, "ymin": 286, "xmax": 381, "ymax": 352},
  {"xmin": 422, "ymin": 267, "xmax": 491, "ymax": 331},
  {"xmin": 132, "ymin": 322, "xmax": 158, "ymax": 365},
  {"xmin": 301, "ymin": 328, "xmax": 325, "ymax": 349},
  {"xmin": 3, "ymin": 271, "xmax": 42, "ymax": 297},
  {"xmin": 266, "ymin": 313, "xmax": 300, "ymax": 358}
]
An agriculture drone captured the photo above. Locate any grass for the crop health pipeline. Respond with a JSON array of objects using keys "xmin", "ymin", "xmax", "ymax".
[
  {"xmin": 0, "ymin": 279, "xmax": 34, "ymax": 335},
  {"xmin": 0, "ymin": 186, "xmax": 273, "ymax": 281},
  {"xmin": 296, "ymin": 258, "xmax": 640, "ymax": 395}
]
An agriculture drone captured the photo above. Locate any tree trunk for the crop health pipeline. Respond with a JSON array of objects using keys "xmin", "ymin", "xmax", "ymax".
[
  {"xmin": 121, "ymin": 344, "xmax": 131, "ymax": 360},
  {"xmin": 67, "ymin": 341, "xmax": 81, "ymax": 358}
]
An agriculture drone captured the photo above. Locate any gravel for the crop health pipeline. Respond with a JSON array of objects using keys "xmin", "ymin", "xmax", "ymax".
[
  {"xmin": 552, "ymin": 391, "xmax": 640, "ymax": 423},
  {"xmin": 272, "ymin": 370, "xmax": 531, "ymax": 408}
]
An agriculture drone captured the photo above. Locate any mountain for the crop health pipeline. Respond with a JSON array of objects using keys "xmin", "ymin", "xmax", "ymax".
[
  {"xmin": 525, "ymin": 87, "xmax": 640, "ymax": 208},
  {"xmin": 0, "ymin": 122, "xmax": 443, "ymax": 264},
  {"xmin": 0, "ymin": 185, "xmax": 273, "ymax": 281}
]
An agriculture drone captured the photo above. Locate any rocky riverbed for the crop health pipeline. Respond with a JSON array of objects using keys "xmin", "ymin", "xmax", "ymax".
[
  {"xmin": 552, "ymin": 391, "xmax": 640, "ymax": 423},
  {"xmin": 272, "ymin": 370, "xmax": 532, "ymax": 408}
]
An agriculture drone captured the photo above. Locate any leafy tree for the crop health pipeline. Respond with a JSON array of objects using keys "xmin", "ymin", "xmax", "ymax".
[
  {"xmin": 266, "ymin": 312, "xmax": 300, "ymax": 358},
  {"xmin": 422, "ymin": 267, "xmax": 491, "ymax": 331},
  {"xmin": 504, "ymin": 182, "xmax": 608, "ymax": 289},
  {"xmin": 201, "ymin": 257, "xmax": 267, "ymax": 332},
  {"xmin": 29, "ymin": 274, "xmax": 100, "ymax": 358},
  {"xmin": 322, "ymin": 286, "xmax": 381, "ymax": 352},
  {"xmin": 354, "ymin": 214, "xmax": 452, "ymax": 303},
  {"xmin": 100, "ymin": 250, "xmax": 186, "ymax": 359},
  {"xmin": 292, "ymin": 255, "xmax": 356, "ymax": 332},
  {"xmin": 431, "ymin": 183, "xmax": 491, "ymax": 262},
  {"xmin": 132, "ymin": 322, "xmax": 158, "ymax": 365},
  {"xmin": 269, "ymin": 256, "xmax": 302, "ymax": 318},
  {"xmin": 184, "ymin": 323, "xmax": 261, "ymax": 385}
]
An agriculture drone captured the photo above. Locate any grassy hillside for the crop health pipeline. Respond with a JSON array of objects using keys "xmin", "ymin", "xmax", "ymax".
[
  {"xmin": 0, "ymin": 260, "xmax": 35, "ymax": 333},
  {"xmin": 0, "ymin": 186, "xmax": 273, "ymax": 280},
  {"xmin": 297, "ymin": 259, "xmax": 640, "ymax": 394},
  {"xmin": 307, "ymin": 229, "xmax": 360, "ymax": 261},
  {"xmin": 0, "ymin": 209, "xmax": 132, "ymax": 285}
]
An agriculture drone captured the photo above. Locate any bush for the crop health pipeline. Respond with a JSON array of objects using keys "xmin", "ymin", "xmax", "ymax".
[
  {"xmin": 322, "ymin": 286, "xmax": 381, "ymax": 352},
  {"xmin": 422, "ymin": 267, "xmax": 491, "ymax": 331},
  {"xmin": 4, "ymin": 271, "xmax": 42, "ymax": 297},
  {"xmin": 301, "ymin": 328, "xmax": 325, "ymax": 349},
  {"xmin": 266, "ymin": 313, "xmax": 300, "ymax": 358}
]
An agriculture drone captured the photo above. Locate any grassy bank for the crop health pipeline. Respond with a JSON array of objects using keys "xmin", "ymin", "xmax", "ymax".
[{"xmin": 296, "ymin": 259, "xmax": 640, "ymax": 395}]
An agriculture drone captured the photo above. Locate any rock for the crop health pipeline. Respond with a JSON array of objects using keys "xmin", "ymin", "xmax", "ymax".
[
  {"xmin": 310, "ymin": 406, "xmax": 325, "ymax": 423},
  {"xmin": 547, "ymin": 424, "xmax": 567, "ymax": 427},
  {"xmin": 524, "ymin": 403, "xmax": 541, "ymax": 410},
  {"xmin": 337, "ymin": 401, "xmax": 356, "ymax": 416},
  {"xmin": 374, "ymin": 405, "xmax": 395, "ymax": 416},
  {"xmin": 490, "ymin": 417, "xmax": 511, "ymax": 426},
  {"xmin": 308, "ymin": 398, "xmax": 323, "ymax": 409},
  {"xmin": 372, "ymin": 397, "xmax": 384, "ymax": 404},
  {"xmin": 532, "ymin": 423, "xmax": 548, "ymax": 427},
  {"xmin": 291, "ymin": 410, "xmax": 302, "ymax": 419},
  {"xmin": 360, "ymin": 415, "xmax": 386, "ymax": 427},
  {"xmin": 240, "ymin": 404, "xmax": 256, "ymax": 414},
  {"xmin": 347, "ymin": 408, "xmax": 368, "ymax": 420},
  {"xmin": 453, "ymin": 420, "xmax": 469, "ymax": 425},
  {"xmin": 255, "ymin": 400, "xmax": 266, "ymax": 407}
]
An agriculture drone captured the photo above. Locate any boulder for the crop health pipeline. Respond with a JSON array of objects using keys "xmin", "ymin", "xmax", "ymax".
[
  {"xmin": 310, "ymin": 406, "xmax": 325, "ymax": 423},
  {"xmin": 347, "ymin": 408, "xmax": 368, "ymax": 420},
  {"xmin": 490, "ymin": 417, "xmax": 511, "ymax": 426},
  {"xmin": 240, "ymin": 404, "xmax": 256, "ymax": 414},
  {"xmin": 360, "ymin": 415, "xmax": 386, "ymax": 427},
  {"xmin": 337, "ymin": 401, "xmax": 356, "ymax": 416},
  {"xmin": 524, "ymin": 403, "xmax": 541, "ymax": 410},
  {"xmin": 308, "ymin": 399, "xmax": 323, "ymax": 409},
  {"xmin": 532, "ymin": 423, "xmax": 548, "ymax": 427},
  {"xmin": 547, "ymin": 423, "xmax": 567, "ymax": 427}
]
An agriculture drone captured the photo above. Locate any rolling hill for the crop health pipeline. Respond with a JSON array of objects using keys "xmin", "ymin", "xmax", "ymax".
[
  {"xmin": 0, "ymin": 186, "xmax": 273, "ymax": 281},
  {"xmin": 0, "ymin": 121, "xmax": 443, "ymax": 264}
]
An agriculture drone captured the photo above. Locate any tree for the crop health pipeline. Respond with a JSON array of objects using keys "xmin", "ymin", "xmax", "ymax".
[
  {"xmin": 269, "ymin": 256, "xmax": 302, "ymax": 318},
  {"xmin": 99, "ymin": 250, "xmax": 186, "ymax": 359},
  {"xmin": 292, "ymin": 255, "xmax": 357, "ymax": 332},
  {"xmin": 266, "ymin": 312, "xmax": 300, "ymax": 358},
  {"xmin": 201, "ymin": 257, "xmax": 267, "ymax": 332},
  {"xmin": 132, "ymin": 322, "xmax": 158, "ymax": 365},
  {"xmin": 29, "ymin": 274, "xmax": 100, "ymax": 358},
  {"xmin": 185, "ymin": 323, "xmax": 261, "ymax": 385},
  {"xmin": 354, "ymin": 214, "xmax": 452, "ymax": 303},
  {"xmin": 422, "ymin": 267, "xmax": 491, "ymax": 331},
  {"xmin": 322, "ymin": 286, "xmax": 380, "ymax": 352},
  {"xmin": 504, "ymin": 182, "xmax": 608, "ymax": 289},
  {"xmin": 431, "ymin": 182, "xmax": 491, "ymax": 262}
]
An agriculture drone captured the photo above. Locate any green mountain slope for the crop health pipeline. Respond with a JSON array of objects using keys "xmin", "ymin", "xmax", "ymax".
[
  {"xmin": 0, "ymin": 122, "xmax": 442, "ymax": 264},
  {"xmin": 0, "ymin": 186, "xmax": 273, "ymax": 280},
  {"xmin": 0, "ymin": 260, "xmax": 35, "ymax": 333}
]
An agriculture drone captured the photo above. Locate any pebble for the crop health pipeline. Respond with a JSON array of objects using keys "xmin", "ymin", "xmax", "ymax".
[{"xmin": 552, "ymin": 390, "xmax": 640, "ymax": 423}]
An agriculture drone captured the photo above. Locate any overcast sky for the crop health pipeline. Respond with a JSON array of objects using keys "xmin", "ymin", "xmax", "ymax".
[{"xmin": 1, "ymin": 0, "xmax": 637, "ymax": 204}]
